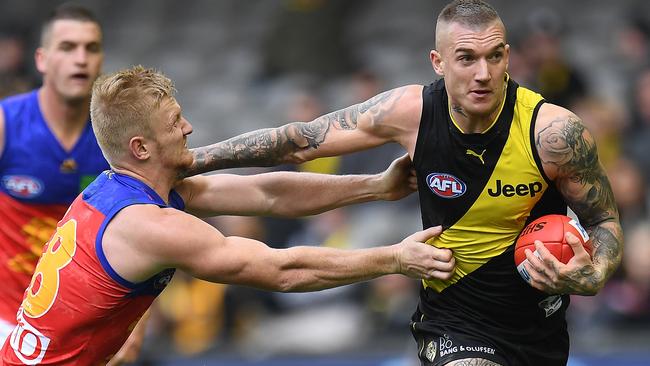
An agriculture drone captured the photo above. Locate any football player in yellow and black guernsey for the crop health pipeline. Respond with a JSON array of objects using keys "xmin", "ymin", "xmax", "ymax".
[{"xmin": 181, "ymin": 1, "xmax": 623, "ymax": 365}]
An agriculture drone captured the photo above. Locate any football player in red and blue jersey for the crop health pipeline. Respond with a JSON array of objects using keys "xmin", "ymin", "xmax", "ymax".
[
  {"xmin": 0, "ymin": 66, "xmax": 455, "ymax": 364},
  {"xmin": 0, "ymin": 4, "xmax": 107, "ymax": 344}
]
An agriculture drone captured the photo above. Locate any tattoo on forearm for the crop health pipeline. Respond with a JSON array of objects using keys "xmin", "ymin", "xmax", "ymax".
[
  {"xmin": 536, "ymin": 114, "xmax": 623, "ymax": 287},
  {"xmin": 182, "ymin": 88, "xmax": 405, "ymax": 176},
  {"xmin": 589, "ymin": 225, "xmax": 621, "ymax": 263}
]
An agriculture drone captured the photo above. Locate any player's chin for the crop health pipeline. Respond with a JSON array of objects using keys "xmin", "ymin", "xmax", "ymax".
[
  {"xmin": 62, "ymin": 89, "xmax": 91, "ymax": 103},
  {"xmin": 179, "ymin": 153, "xmax": 194, "ymax": 169},
  {"xmin": 467, "ymin": 101, "xmax": 497, "ymax": 117}
]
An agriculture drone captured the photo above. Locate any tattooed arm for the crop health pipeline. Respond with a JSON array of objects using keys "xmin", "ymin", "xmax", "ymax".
[
  {"xmin": 182, "ymin": 86, "xmax": 424, "ymax": 177},
  {"xmin": 530, "ymin": 104, "xmax": 623, "ymax": 295}
]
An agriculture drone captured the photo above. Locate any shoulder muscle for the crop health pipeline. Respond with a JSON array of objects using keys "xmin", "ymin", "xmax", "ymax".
[{"xmin": 534, "ymin": 103, "xmax": 597, "ymax": 181}]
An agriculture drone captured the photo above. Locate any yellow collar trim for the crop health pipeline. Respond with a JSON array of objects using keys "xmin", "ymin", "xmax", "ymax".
[{"xmin": 448, "ymin": 74, "xmax": 509, "ymax": 134}]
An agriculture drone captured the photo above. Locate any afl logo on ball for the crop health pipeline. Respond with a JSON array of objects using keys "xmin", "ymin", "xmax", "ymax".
[
  {"xmin": 426, "ymin": 173, "xmax": 466, "ymax": 199},
  {"xmin": 2, "ymin": 175, "xmax": 44, "ymax": 199}
]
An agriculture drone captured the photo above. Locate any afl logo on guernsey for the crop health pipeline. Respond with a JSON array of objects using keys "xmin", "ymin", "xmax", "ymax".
[
  {"xmin": 426, "ymin": 173, "xmax": 466, "ymax": 199},
  {"xmin": 2, "ymin": 175, "xmax": 44, "ymax": 198}
]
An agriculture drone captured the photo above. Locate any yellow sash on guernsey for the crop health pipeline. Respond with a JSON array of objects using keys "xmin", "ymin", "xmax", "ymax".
[{"xmin": 424, "ymin": 86, "xmax": 546, "ymax": 292}]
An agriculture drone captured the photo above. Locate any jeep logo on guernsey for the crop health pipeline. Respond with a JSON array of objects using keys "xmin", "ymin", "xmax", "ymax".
[
  {"xmin": 487, "ymin": 179, "xmax": 543, "ymax": 197},
  {"xmin": 427, "ymin": 173, "xmax": 467, "ymax": 199},
  {"xmin": 2, "ymin": 175, "xmax": 44, "ymax": 199}
]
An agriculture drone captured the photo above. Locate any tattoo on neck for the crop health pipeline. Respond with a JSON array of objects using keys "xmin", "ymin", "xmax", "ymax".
[{"xmin": 452, "ymin": 104, "xmax": 468, "ymax": 118}]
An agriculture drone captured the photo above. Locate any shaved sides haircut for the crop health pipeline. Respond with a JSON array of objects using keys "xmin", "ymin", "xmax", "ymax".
[
  {"xmin": 435, "ymin": 0, "xmax": 504, "ymax": 48},
  {"xmin": 40, "ymin": 2, "xmax": 101, "ymax": 46}
]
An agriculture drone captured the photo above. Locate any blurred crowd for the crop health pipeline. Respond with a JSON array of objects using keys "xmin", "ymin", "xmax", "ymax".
[{"xmin": 1, "ymin": 0, "xmax": 650, "ymax": 362}]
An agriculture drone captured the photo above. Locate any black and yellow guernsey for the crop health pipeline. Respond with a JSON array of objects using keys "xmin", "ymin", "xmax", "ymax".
[{"xmin": 413, "ymin": 76, "xmax": 568, "ymax": 341}]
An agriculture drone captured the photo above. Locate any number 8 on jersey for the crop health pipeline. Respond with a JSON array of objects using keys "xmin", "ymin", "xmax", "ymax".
[{"xmin": 22, "ymin": 220, "xmax": 77, "ymax": 318}]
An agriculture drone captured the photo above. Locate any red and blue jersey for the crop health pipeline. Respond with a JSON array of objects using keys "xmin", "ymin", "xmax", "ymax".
[
  {"xmin": 1, "ymin": 171, "xmax": 183, "ymax": 364},
  {"xmin": 0, "ymin": 90, "xmax": 109, "ymax": 323}
]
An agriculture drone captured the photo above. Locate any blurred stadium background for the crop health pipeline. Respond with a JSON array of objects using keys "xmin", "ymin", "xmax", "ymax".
[{"xmin": 2, "ymin": 0, "xmax": 650, "ymax": 365}]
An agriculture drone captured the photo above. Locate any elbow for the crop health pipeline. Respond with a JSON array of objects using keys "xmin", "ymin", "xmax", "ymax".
[
  {"xmin": 274, "ymin": 272, "xmax": 300, "ymax": 293},
  {"xmin": 582, "ymin": 285, "xmax": 603, "ymax": 297},
  {"xmin": 284, "ymin": 152, "xmax": 309, "ymax": 165},
  {"xmin": 273, "ymin": 267, "xmax": 315, "ymax": 292}
]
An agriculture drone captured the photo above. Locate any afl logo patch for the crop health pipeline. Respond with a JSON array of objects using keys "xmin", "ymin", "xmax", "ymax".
[
  {"xmin": 426, "ymin": 173, "xmax": 466, "ymax": 199},
  {"xmin": 2, "ymin": 175, "xmax": 44, "ymax": 198}
]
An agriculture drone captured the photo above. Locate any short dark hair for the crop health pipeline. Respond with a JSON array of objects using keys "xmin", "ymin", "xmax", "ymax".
[
  {"xmin": 438, "ymin": 0, "xmax": 500, "ymax": 26},
  {"xmin": 40, "ymin": 2, "xmax": 101, "ymax": 45},
  {"xmin": 436, "ymin": 0, "xmax": 503, "ymax": 47}
]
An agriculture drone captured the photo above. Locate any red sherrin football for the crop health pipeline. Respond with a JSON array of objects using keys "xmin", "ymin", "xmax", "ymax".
[{"xmin": 515, "ymin": 214, "xmax": 592, "ymax": 283}]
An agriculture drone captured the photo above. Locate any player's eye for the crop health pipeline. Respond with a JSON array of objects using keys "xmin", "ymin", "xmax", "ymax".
[
  {"xmin": 59, "ymin": 42, "xmax": 75, "ymax": 51},
  {"xmin": 87, "ymin": 43, "xmax": 102, "ymax": 53},
  {"xmin": 488, "ymin": 52, "xmax": 503, "ymax": 62}
]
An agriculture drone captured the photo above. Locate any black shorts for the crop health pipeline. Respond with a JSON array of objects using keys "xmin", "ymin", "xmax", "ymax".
[{"xmin": 410, "ymin": 309, "xmax": 569, "ymax": 366}]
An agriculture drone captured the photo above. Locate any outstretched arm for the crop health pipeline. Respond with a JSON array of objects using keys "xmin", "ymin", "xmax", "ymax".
[
  {"xmin": 105, "ymin": 207, "xmax": 455, "ymax": 291},
  {"xmin": 527, "ymin": 104, "xmax": 623, "ymax": 295},
  {"xmin": 177, "ymin": 154, "xmax": 418, "ymax": 218},
  {"xmin": 182, "ymin": 86, "xmax": 423, "ymax": 176}
]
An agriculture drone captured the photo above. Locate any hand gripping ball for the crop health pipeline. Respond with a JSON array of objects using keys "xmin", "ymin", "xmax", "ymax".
[{"xmin": 515, "ymin": 214, "xmax": 591, "ymax": 283}]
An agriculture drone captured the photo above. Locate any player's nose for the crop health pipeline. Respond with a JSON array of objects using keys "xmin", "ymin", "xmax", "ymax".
[
  {"xmin": 474, "ymin": 58, "xmax": 491, "ymax": 82},
  {"xmin": 181, "ymin": 117, "xmax": 193, "ymax": 135}
]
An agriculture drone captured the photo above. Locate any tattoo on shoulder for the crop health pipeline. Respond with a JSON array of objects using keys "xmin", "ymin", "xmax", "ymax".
[{"xmin": 536, "ymin": 116, "xmax": 598, "ymax": 181}]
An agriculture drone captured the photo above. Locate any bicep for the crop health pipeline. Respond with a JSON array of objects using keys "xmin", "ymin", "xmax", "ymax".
[
  {"xmin": 288, "ymin": 86, "xmax": 422, "ymax": 160},
  {"xmin": 176, "ymin": 175, "xmax": 268, "ymax": 217},
  {"xmin": 536, "ymin": 107, "xmax": 618, "ymax": 227},
  {"xmin": 542, "ymin": 116, "xmax": 623, "ymax": 273},
  {"xmin": 151, "ymin": 213, "xmax": 282, "ymax": 289}
]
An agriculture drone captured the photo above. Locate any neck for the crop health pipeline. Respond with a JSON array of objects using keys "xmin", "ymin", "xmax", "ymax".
[
  {"xmin": 111, "ymin": 163, "xmax": 178, "ymax": 204},
  {"xmin": 449, "ymin": 83, "xmax": 507, "ymax": 134},
  {"xmin": 450, "ymin": 103, "xmax": 502, "ymax": 134},
  {"xmin": 38, "ymin": 86, "xmax": 90, "ymax": 149}
]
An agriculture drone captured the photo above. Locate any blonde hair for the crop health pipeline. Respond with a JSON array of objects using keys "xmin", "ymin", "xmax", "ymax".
[{"xmin": 90, "ymin": 65, "xmax": 176, "ymax": 163}]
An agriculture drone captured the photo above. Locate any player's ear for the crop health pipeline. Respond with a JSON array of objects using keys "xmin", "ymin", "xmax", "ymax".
[
  {"xmin": 504, "ymin": 43, "xmax": 510, "ymax": 70},
  {"xmin": 430, "ymin": 50, "xmax": 444, "ymax": 76},
  {"xmin": 35, "ymin": 48, "xmax": 47, "ymax": 74},
  {"xmin": 129, "ymin": 136, "xmax": 150, "ymax": 161}
]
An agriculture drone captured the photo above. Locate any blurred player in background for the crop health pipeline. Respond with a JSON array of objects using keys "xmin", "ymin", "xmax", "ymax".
[
  {"xmin": 0, "ymin": 65, "xmax": 455, "ymax": 364},
  {"xmin": 183, "ymin": 0, "xmax": 623, "ymax": 365},
  {"xmin": 0, "ymin": 4, "xmax": 147, "ymax": 365},
  {"xmin": 0, "ymin": 3, "xmax": 107, "ymax": 340}
]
